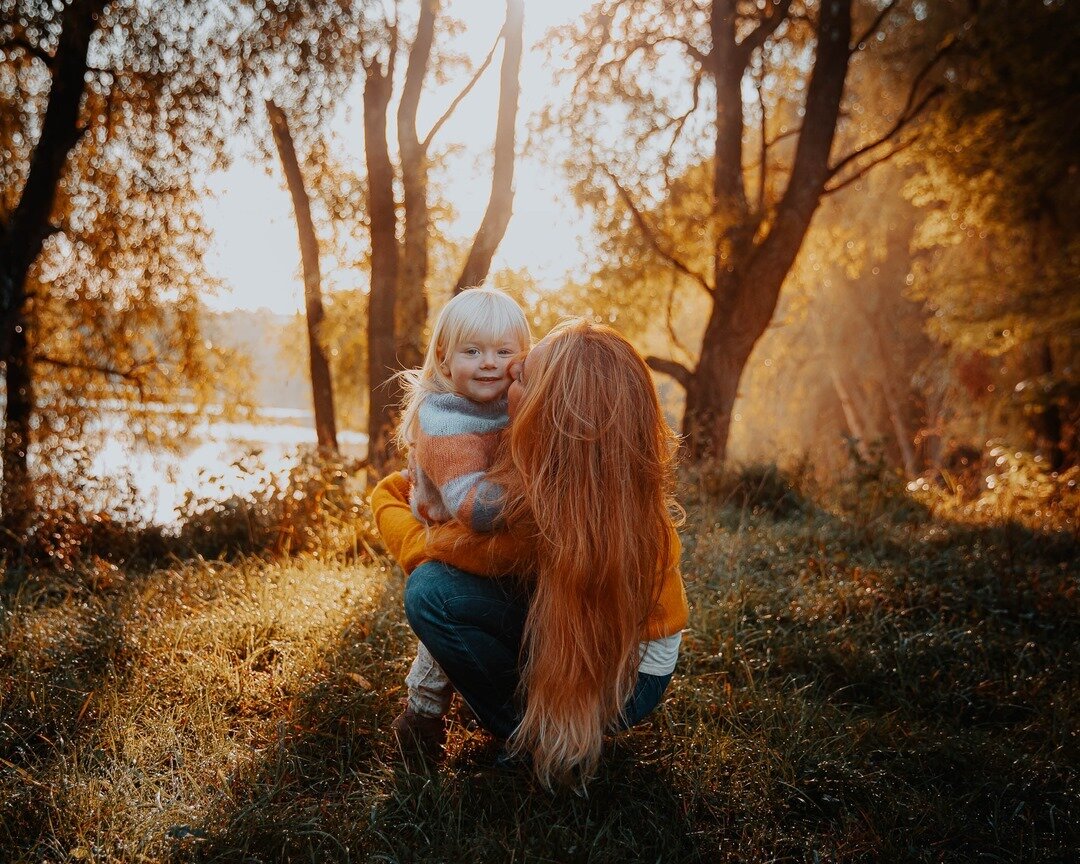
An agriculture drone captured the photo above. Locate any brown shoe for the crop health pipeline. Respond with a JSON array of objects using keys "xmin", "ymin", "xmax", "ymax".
[{"xmin": 391, "ymin": 706, "xmax": 447, "ymax": 759}]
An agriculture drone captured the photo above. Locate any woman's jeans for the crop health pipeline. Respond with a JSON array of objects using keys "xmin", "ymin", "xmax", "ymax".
[{"xmin": 404, "ymin": 560, "xmax": 673, "ymax": 739}]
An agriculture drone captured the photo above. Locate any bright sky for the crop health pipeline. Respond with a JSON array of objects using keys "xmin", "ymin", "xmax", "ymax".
[{"xmin": 202, "ymin": 0, "xmax": 593, "ymax": 315}]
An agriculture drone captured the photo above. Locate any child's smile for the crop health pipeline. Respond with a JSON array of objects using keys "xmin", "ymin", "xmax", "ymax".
[{"xmin": 443, "ymin": 338, "xmax": 519, "ymax": 403}]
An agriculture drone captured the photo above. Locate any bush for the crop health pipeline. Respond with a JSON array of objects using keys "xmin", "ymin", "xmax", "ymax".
[
  {"xmin": 3, "ymin": 447, "xmax": 382, "ymax": 582},
  {"xmin": 832, "ymin": 440, "xmax": 929, "ymax": 526},
  {"xmin": 176, "ymin": 447, "xmax": 380, "ymax": 560},
  {"xmin": 908, "ymin": 440, "xmax": 1080, "ymax": 532},
  {"xmin": 1, "ymin": 458, "xmax": 171, "ymax": 579},
  {"xmin": 682, "ymin": 461, "xmax": 809, "ymax": 518}
]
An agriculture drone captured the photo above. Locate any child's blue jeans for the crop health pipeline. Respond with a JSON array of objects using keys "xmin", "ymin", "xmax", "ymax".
[{"xmin": 403, "ymin": 560, "xmax": 673, "ymax": 739}]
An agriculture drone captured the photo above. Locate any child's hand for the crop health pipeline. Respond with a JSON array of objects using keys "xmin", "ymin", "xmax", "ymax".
[{"xmin": 400, "ymin": 468, "xmax": 410, "ymax": 481}]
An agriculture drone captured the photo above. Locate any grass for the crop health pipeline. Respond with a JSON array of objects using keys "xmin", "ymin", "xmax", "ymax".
[{"xmin": 1, "ymin": 472, "xmax": 1077, "ymax": 862}]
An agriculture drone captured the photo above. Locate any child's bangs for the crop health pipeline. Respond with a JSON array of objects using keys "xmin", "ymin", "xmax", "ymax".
[{"xmin": 443, "ymin": 297, "xmax": 530, "ymax": 352}]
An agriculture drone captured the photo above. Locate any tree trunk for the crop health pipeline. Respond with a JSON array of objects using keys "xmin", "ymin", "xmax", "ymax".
[
  {"xmin": 266, "ymin": 100, "xmax": 338, "ymax": 453},
  {"xmin": 878, "ymin": 371, "xmax": 919, "ymax": 477},
  {"xmin": 676, "ymin": 0, "xmax": 851, "ymax": 461},
  {"xmin": 922, "ymin": 382, "xmax": 947, "ymax": 471},
  {"xmin": 396, "ymin": 0, "xmax": 437, "ymax": 371},
  {"xmin": 2, "ymin": 302, "xmax": 34, "ymax": 535},
  {"xmin": 830, "ymin": 365, "xmax": 871, "ymax": 460},
  {"xmin": 866, "ymin": 298, "xmax": 920, "ymax": 480},
  {"xmin": 0, "ymin": 0, "xmax": 107, "ymax": 528},
  {"xmin": 364, "ymin": 58, "xmax": 400, "ymax": 473},
  {"xmin": 1034, "ymin": 340, "xmax": 1064, "ymax": 472},
  {"xmin": 453, "ymin": 0, "xmax": 524, "ymax": 293}
]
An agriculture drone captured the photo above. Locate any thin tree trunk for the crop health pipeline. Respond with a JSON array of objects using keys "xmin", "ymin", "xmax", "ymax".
[
  {"xmin": 708, "ymin": 2, "xmax": 752, "ymax": 311},
  {"xmin": 396, "ymin": 0, "xmax": 437, "ymax": 370},
  {"xmin": 855, "ymin": 302, "xmax": 918, "ymax": 477},
  {"xmin": 0, "ymin": 0, "xmax": 108, "ymax": 529},
  {"xmin": 453, "ymin": 0, "xmax": 524, "ymax": 293},
  {"xmin": 364, "ymin": 56, "xmax": 400, "ymax": 473},
  {"xmin": 267, "ymin": 100, "xmax": 338, "ymax": 453},
  {"xmin": 830, "ymin": 365, "xmax": 871, "ymax": 460},
  {"xmin": 923, "ymin": 383, "xmax": 946, "ymax": 470},
  {"xmin": 2, "ymin": 303, "xmax": 33, "ymax": 535},
  {"xmin": 1035, "ymin": 340, "xmax": 1064, "ymax": 471},
  {"xmin": 878, "ymin": 373, "xmax": 918, "ymax": 477}
]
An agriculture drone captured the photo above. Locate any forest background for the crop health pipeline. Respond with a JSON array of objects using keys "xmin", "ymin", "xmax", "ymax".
[
  {"xmin": 1, "ymin": 0, "xmax": 1077, "ymax": 528},
  {"xmin": 1, "ymin": 1, "xmax": 1077, "ymax": 861}
]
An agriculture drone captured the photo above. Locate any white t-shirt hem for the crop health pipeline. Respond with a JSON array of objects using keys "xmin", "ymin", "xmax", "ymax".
[{"xmin": 637, "ymin": 631, "xmax": 682, "ymax": 677}]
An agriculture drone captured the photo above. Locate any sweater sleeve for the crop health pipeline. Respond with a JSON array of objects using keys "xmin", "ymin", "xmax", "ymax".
[
  {"xmin": 370, "ymin": 471, "xmax": 531, "ymax": 577},
  {"xmin": 447, "ymin": 476, "xmax": 507, "ymax": 533},
  {"xmin": 370, "ymin": 471, "xmax": 430, "ymax": 574}
]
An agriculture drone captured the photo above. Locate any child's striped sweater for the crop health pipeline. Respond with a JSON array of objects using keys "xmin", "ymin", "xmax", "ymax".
[{"xmin": 408, "ymin": 392, "xmax": 507, "ymax": 532}]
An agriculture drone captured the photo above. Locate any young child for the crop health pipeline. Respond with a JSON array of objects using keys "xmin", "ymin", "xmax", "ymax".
[{"xmin": 391, "ymin": 287, "xmax": 531, "ymax": 753}]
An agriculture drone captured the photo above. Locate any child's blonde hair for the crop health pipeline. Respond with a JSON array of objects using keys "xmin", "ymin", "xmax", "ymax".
[{"xmin": 396, "ymin": 287, "xmax": 530, "ymax": 451}]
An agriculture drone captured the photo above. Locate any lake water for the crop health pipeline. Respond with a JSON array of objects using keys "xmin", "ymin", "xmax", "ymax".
[{"xmin": 88, "ymin": 408, "xmax": 368, "ymax": 527}]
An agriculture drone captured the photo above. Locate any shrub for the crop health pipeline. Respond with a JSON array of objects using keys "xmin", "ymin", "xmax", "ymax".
[
  {"xmin": 176, "ymin": 447, "xmax": 380, "ymax": 560},
  {"xmin": 682, "ymin": 461, "xmax": 809, "ymax": 519}
]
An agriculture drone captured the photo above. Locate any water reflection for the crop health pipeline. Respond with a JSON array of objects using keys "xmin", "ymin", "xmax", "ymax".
[{"xmin": 89, "ymin": 408, "xmax": 367, "ymax": 527}]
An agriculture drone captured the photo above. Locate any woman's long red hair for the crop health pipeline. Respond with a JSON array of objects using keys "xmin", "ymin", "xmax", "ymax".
[{"xmin": 490, "ymin": 319, "xmax": 680, "ymax": 784}]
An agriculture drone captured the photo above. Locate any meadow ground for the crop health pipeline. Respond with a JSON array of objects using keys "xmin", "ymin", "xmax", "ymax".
[{"xmin": 1, "ymin": 468, "xmax": 1077, "ymax": 863}]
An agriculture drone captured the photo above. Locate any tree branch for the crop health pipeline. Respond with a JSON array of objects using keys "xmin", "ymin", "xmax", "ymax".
[
  {"xmin": 0, "ymin": 0, "xmax": 108, "ymax": 361},
  {"xmin": 663, "ymin": 269, "xmax": 694, "ymax": 361},
  {"xmin": 827, "ymin": 30, "xmax": 961, "ymax": 181},
  {"xmin": 851, "ymin": 0, "xmax": 901, "ymax": 51},
  {"xmin": 755, "ymin": 56, "xmax": 767, "ymax": 215},
  {"xmin": 738, "ymin": 0, "xmax": 794, "ymax": 60},
  {"xmin": 901, "ymin": 30, "xmax": 959, "ymax": 115},
  {"xmin": 833, "ymin": 27, "xmax": 962, "ymax": 182},
  {"xmin": 595, "ymin": 31, "xmax": 708, "ymax": 88},
  {"xmin": 655, "ymin": 34, "xmax": 709, "ymax": 67},
  {"xmin": 828, "ymin": 83, "xmax": 943, "ymax": 179},
  {"xmin": 600, "ymin": 165, "xmax": 713, "ymax": 296},
  {"xmin": 453, "ymin": 0, "xmax": 524, "ymax": 293},
  {"xmin": 660, "ymin": 69, "xmax": 704, "ymax": 185},
  {"xmin": 645, "ymin": 356, "xmax": 693, "ymax": 389},
  {"xmin": 0, "ymin": 35, "xmax": 54, "ymax": 68},
  {"xmin": 423, "ymin": 24, "xmax": 500, "ymax": 151},
  {"xmin": 822, "ymin": 135, "xmax": 919, "ymax": 195},
  {"xmin": 35, "ymin": 353, "xmax": 151, "ymax": 384}
]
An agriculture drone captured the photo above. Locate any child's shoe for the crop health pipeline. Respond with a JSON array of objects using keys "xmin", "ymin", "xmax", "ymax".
[{"xmin": 391, "ymin": 706, "xmax": 447, "ymax": 760}]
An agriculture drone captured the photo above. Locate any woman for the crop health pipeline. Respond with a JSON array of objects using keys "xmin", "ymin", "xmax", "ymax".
[{"xmin": 371, "ymin": 319, "xmax": 687, "ymax": 785}]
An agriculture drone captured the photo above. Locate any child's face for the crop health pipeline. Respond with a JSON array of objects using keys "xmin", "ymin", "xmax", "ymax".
[{"xmin": 441, "ymin": 336, "xmax": 520, "ymax": 403}]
